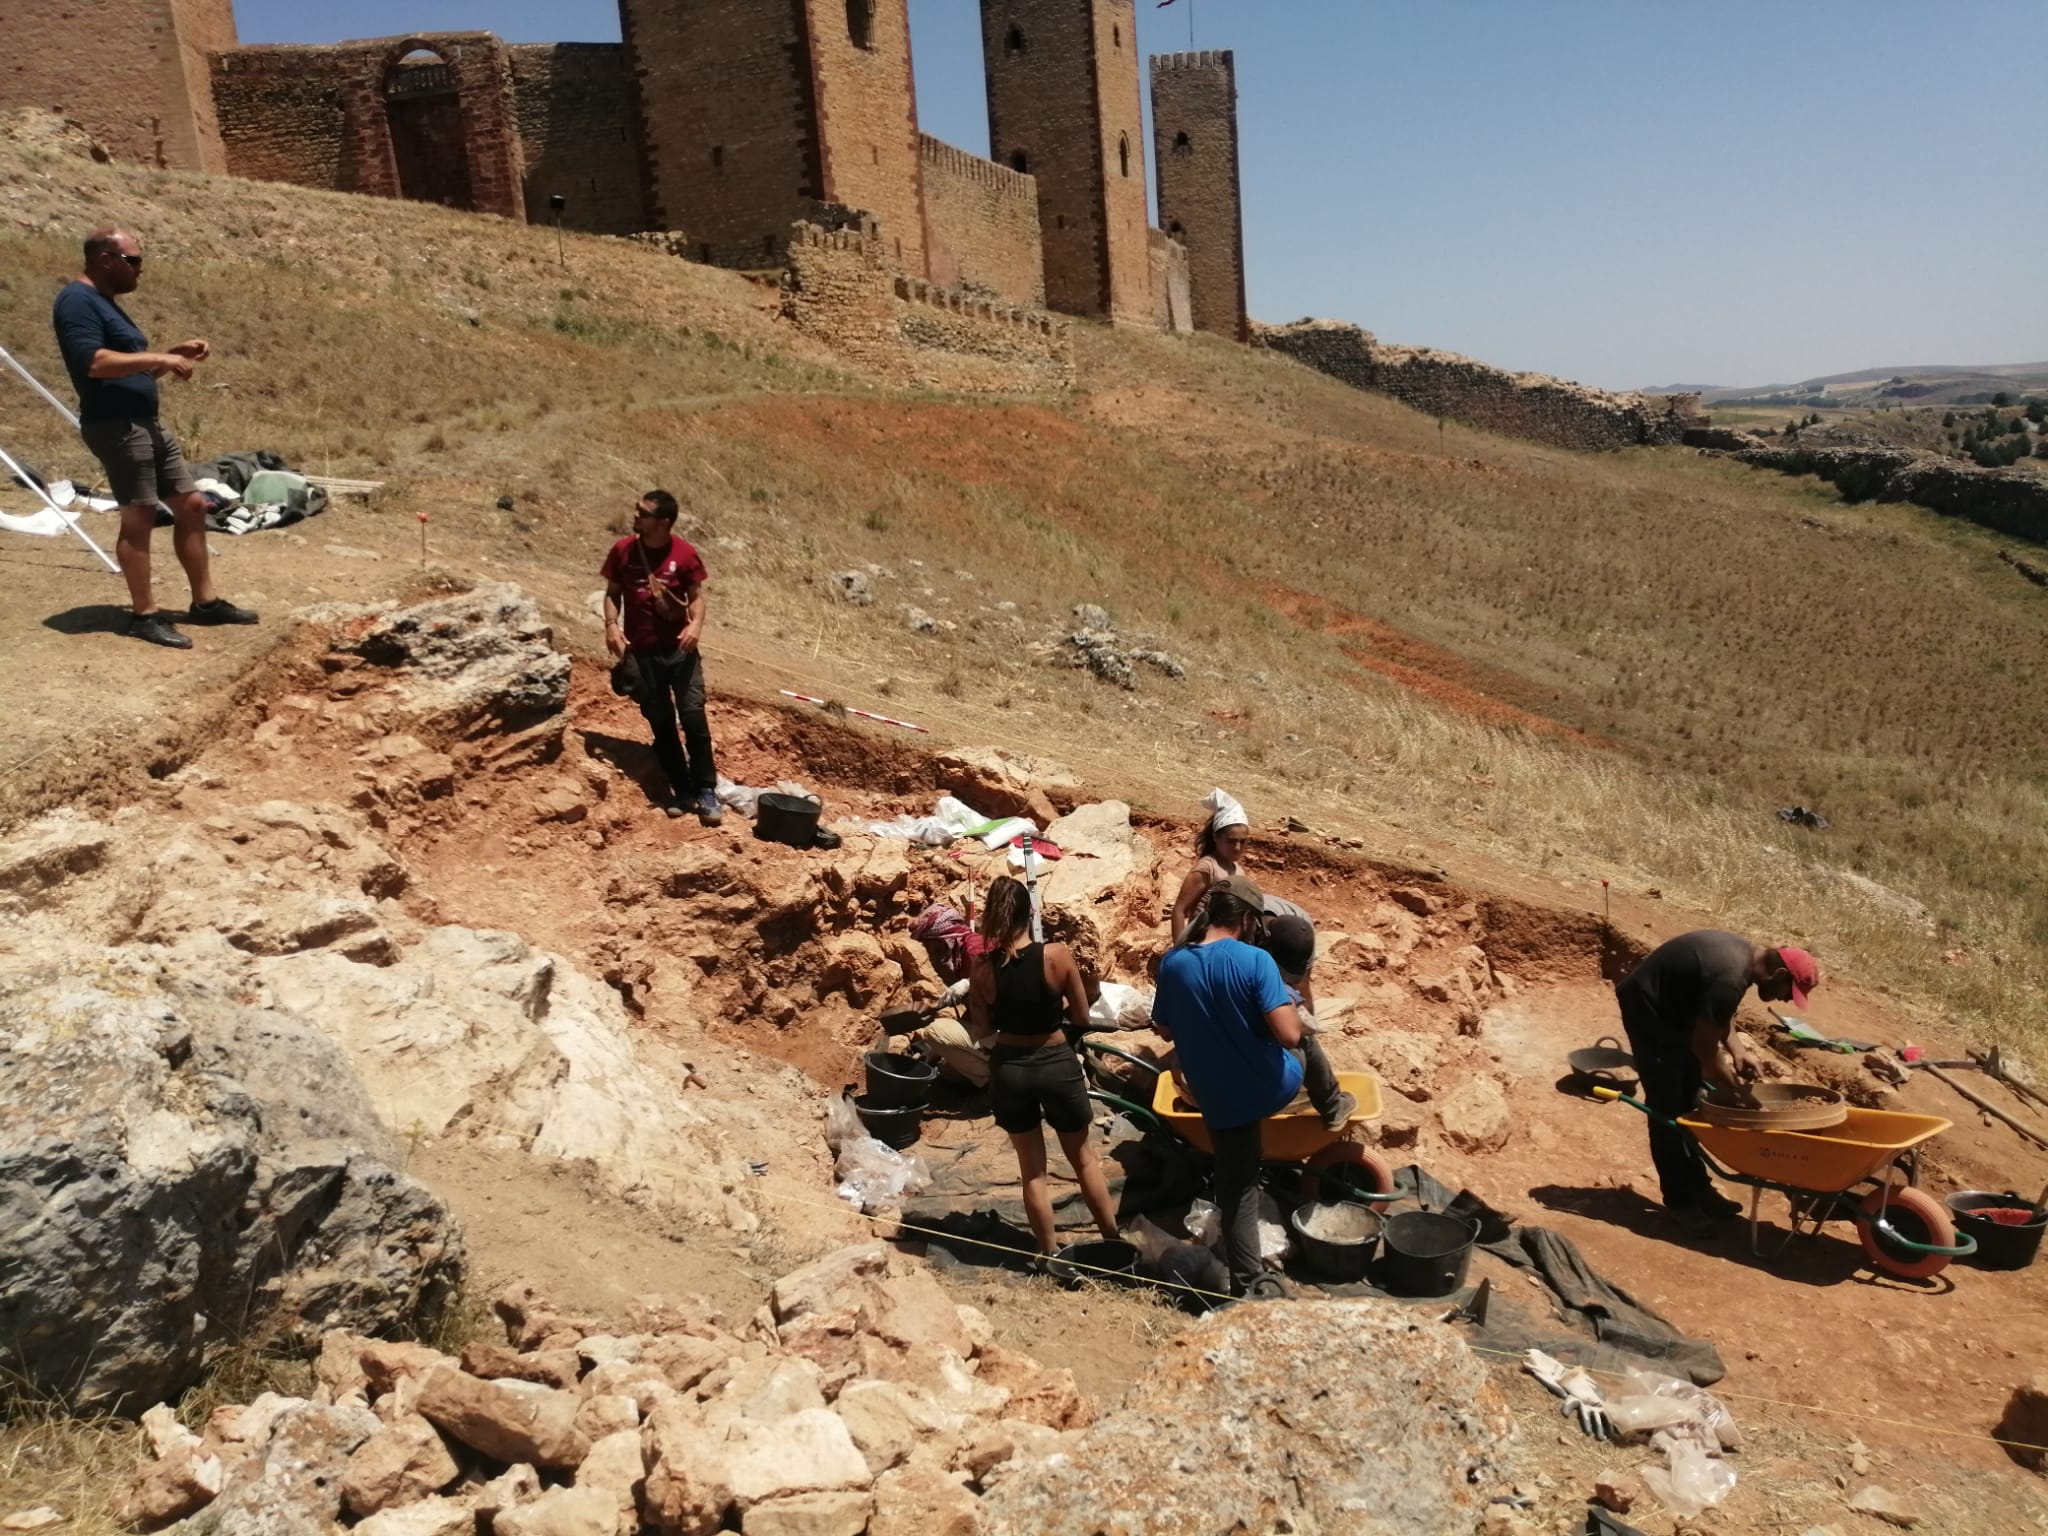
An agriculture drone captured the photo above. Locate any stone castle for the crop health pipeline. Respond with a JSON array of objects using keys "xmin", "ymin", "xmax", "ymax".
[{"xmin": 2, "ymin": 0, "xmax": 1248, "ymax": 340}]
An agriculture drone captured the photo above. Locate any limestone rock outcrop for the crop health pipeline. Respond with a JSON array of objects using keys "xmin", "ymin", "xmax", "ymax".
[
  {"xmin": 979, "ymin": 1300, "xmax": 1513, "ymax": 1535},
  {"xmin": 0, "ymin": 959, "xmax": 461, "ymax": 1413}
]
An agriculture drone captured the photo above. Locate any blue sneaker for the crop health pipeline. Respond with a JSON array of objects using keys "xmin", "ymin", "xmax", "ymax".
[{"xmin": 697, "ymin": 790, "xmax": 724, "ymax": 827}]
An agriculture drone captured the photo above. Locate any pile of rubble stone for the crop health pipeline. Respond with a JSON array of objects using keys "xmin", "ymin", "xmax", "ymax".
[{"xmin": 119, "ymin": 1244, "xmax": 1087, "ymax": 1536}]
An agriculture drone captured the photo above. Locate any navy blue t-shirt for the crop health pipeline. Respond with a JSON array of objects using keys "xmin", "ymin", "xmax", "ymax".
[
  {"xmin": 52, "ymin": 280, "xmax": 159, "ymax": 424},
  {"xmin": 1156, "ymin": 938, "xmax": 1302, "ymax": 1130}
]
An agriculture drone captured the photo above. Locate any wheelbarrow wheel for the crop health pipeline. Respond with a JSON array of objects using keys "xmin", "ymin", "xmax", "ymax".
[
  {"xmin": 1300, "ymin": 1143, "xmax": 1395, "ymax": 1204},
  {"xmin": 1856, "ymin": 1185, "xmax": 1957, "ymax": 1280}
]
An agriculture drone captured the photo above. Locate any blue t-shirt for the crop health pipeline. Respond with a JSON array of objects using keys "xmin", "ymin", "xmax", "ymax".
[
  {"xmin": 52, "ymin": 280, "xmax": 159, "ymax": 424},
  {"xmin": 1156, "ymin": 938, "xmax": 1302, "ymax": 1130}
]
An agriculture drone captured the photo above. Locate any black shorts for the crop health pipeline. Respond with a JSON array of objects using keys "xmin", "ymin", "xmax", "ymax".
[
  {"xmin": 80, "ymin": 417, "xmax": 197, "ymax": 508},
  {"xmin": 989, "ymin": 1040, "xmax": 1091, "ymax": 1136}
]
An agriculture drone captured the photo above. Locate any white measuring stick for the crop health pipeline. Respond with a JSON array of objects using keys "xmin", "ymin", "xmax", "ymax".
[{"xmin": 0, "ymin": 345, "xmax": 81, "ymax": 428}]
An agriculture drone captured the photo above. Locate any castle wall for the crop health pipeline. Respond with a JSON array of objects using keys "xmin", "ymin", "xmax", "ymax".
[
  {"xmin": 1151, "ymin": 50, "xmax": 1246, "ymax": 341},
  {"xmin": 1148, "ymin": 228, "xmax": 1192, "ymax": 333},
  {"xmin": 920, "ymin": 135, "xmax": 1044, "ymax": 306},
  {"xmin": 783, "ymin": 219, "xmax": 1070, "ymax": 392},
  {"xmin": 507, "ymin": 44, "xmax": 648, "ymax": 235},
  {"xmin": 1260, "ymin": 321, "xmax": 1704, "ymax": 451},
  {"xmin": 801, "ymin": 0, "xmax": 926, "ymax": 276},
  {"xmin": 0, "ymin": 0, "xmax": 236, "ymax": 172},
  {"xmin": 981, "ymin": 0, "xmax": 1151, "ymax": 323},
  {"xmin": 212, "ymin": 34, "xmax": 525, "ymax": 221},
  {"xmin": 620, "ymin": 0, "xmax": 823, "ymax": 267}
]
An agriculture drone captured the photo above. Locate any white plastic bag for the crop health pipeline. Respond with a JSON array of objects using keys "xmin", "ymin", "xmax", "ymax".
[
  {"xmin": 1087, "ymin": 981, "xmax": 1154, "ymax": 1032},
  {"xmin": 860, "ymin": 814, "xmax": 956, "ymax": 846},
  {"xmin": 1186, "ymin": 1194, "xmax": 1292, "ymax": 1262},
  {"xmin": 833, "ymin": 1135, "xmax": 931, "ymax": 1211},
  {"xmin": 718, "ymin": 777, "xmax": 818, "ymax": 820},
  {"xmin": 1605, "ymin": 1367, "xmax": 1742, "ymax": 1452},
  {"xmin": 1641, "ymin": 1437, "xmax": 1736, "ymax": 1518}
]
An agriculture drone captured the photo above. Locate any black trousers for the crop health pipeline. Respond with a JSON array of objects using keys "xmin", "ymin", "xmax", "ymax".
[
  {"xmin": 633, "ymin": 645, "xmax": 716, "ymax": 799},
  {"xmin": 1616, "ymin": 989, "xmax": 1709, "ymax": 1207},
  {"xmin": 1210, "ymin": 1035, "xmax": 1346, "ymax": 1293}
]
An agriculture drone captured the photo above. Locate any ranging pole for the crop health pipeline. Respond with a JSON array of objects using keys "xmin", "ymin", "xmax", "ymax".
[{"xmin": 0, "ymin": 344, "xmax": 120, "ymax": 572}]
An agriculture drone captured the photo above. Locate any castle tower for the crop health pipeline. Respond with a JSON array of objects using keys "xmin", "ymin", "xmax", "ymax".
[
  {"xmin": 1151, "ymin": 50, "xmax": 1247, "ymax": 341},
  {"xmin": 0, "ymin": 0, "xmax": 239, "ymax": 173},
  {"xmin": 980, "ymin": 0, "xmax": 1150, "ymax": 324},
  {"xmin": 618, "ymin": 0, "xmax": 925, "ymax": 272}
]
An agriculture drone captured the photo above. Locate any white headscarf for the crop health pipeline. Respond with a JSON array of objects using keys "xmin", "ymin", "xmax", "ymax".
[{"xmin": 1203, "ymin": 788, "xmax": 1249, "ymax": 833}]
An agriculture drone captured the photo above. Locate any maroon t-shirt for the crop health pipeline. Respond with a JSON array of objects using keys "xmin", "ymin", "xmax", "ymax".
[{"xmin": 601, "ymin": 533, "xmax": 706, "ymax": 653}]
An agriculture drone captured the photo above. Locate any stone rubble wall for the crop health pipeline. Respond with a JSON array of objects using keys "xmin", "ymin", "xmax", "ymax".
[
  {"xmin": 1733, "ymin": 442, "xmax": 2048, "ymax": 545},
  {"xmin": 919, "ymin": 134, "xmax": 1046, "ymax": 308},
  {"xmin": 784, "ymin": 220, "xmax": 1072, "ymax": 392},
  {"xmin": 1257, "ymin": 318, "xmax": 1706, "ymax": 452}
]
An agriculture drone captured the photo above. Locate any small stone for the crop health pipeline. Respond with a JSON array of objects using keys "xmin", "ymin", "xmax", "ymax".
[
  {"xmin": 1592, "ymin": 1470, "xmax": 1635, "ymax": 1513},
  {"xmin": 494, "ymin": 1485, "xmax": 629, "ymax": 1536},
  {"xmin": 1, "ymin": 1510, "xmax": 63, "ymax": 1532},
  {"xmin": 1996, "ymin": 1372, "xmax": 2048, "ymax": 1471},
  {"xmin": 740, "ymin": 1489, "xmax": 873, "ymax": 1536},
  {"xmin": 1847, "ymin": 1485, "xmax": 1922, "ymax": 1528}
]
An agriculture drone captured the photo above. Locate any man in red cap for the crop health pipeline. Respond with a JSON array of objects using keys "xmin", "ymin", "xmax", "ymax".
[{"xmin": 1612, "ymin": 931, "xmax": 1820, "ymax": 1228}]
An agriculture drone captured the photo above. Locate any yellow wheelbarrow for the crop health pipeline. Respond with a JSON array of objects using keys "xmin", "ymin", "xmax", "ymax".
[
  {"xmin": 1593, "ymin": 1087, "xmax": 1977, "ymax": 1279},
  {"xmin": 1152, "ymin": 1069, "xmax": 1397, "ymax": 1200}
]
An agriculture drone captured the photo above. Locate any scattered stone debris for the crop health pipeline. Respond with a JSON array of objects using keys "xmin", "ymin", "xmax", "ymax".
[
  {"xmin": 1050, "ymin": 606, "xmax": 1186, "ymax": 691},
  {"xmin": 902, "ymin": 607, "xmax": 951, "ymax": 636},
  {"xmin": 827, "ymin": 570, "xmax": 875, "ymax": 606},
  {"xmin": 1777, "ymin": 805, "xmax": 1831, "ymax": 832},
  {"xmin": 119, "ymin": 1249, "xmax": 1099, "ymax": 1536}
]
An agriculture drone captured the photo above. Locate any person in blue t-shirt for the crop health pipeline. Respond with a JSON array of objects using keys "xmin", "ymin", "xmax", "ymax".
[
  {"xmin": 1155, "ymin": 876, "xmax": 1357, "ymax": 1298},
  {"xmin": 51, "ymin": 227, "xmax": 257, "ymax": 649}
]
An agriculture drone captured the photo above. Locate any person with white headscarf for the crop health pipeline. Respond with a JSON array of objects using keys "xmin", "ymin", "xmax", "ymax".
[{"xmin": 1169, "ymin": 788, "xmax": 1251, "ymax": 939}]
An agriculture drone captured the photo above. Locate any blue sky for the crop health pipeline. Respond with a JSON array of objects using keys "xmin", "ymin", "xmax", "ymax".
[{"xmin": 236, "ymin": 0, "xmax": 2046, "ymax": 390}]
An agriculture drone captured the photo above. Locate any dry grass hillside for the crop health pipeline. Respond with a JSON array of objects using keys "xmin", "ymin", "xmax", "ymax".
[{"xmin": 2, "ymin": 115, "xmax": 2044, "ymax": 1051}]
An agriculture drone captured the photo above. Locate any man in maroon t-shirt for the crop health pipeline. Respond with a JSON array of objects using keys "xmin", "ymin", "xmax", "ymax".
[{"xmin": 601, "ymin": 490, "xmax": 720, "ymax": 822}]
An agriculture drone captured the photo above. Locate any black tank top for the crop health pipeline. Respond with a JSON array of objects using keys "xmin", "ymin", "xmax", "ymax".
[{"xmin": 992, "ymin": 943, "xmax": 1065, "ymax": 1037}]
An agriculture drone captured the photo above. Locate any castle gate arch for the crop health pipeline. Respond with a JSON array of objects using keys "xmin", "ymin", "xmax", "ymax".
[{"xmin": 384, "ymin": 44, "xmax": 475, "ymax": 210}]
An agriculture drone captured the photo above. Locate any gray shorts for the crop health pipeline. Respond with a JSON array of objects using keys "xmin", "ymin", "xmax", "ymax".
[{"xmin": 80, "ymin": 417, "xmax": 197, "ymax": 508}]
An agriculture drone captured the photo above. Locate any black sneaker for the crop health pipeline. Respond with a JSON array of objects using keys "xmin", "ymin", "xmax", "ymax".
[
  {"xmin": 127, "ymin": 612, "xmax": 192, "ymax": 650},
  {"xmin": 184, "ymin": 597, "xmax": 259, "ymax": 625},
  {"xmin": 1696, "ymin": 1188, "xmax": 1745, "ymax": 1220},
  {"xmin": 663, "ymin": 801, "xmax": 687, "ymax": 819},
  {"xmin": 1319, "ymin": 1089, "xmax": 1359, "ymax": 1133},
  {"xmin": 697, "ymin": 790, "xmax": 725, "ymax": 827}
]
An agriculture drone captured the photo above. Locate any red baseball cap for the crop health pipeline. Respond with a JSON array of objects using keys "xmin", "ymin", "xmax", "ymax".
[{"xmin": 1777, "ymin": 946, "xmax": 1821, "ymax": 1009}]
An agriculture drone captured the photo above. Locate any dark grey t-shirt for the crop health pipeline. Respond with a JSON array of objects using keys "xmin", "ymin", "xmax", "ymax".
[
  {"xmin": 53, "ymin": 280, "xmax": 159, "ymax": 424},
  {"xmin": 1616, "ymin": 929, "xmax": 1753, "ymax": 1039}
]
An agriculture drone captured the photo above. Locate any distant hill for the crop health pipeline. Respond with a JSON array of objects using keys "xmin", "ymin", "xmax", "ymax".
[
  {"xmin": 1705, "ymin": 363, "xmax": 2048, "ymax": 408},
  {"xmin": 1639, "ymin": 384, "xmax": 1725, "ymax": 396}
]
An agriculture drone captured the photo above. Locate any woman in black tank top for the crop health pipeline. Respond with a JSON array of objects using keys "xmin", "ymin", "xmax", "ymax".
[{"xmin": 967, "ymin": 877, "xmax": 1121, "ymax": 1260}]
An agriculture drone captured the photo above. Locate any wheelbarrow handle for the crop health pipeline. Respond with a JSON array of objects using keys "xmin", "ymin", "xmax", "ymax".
[
  {"xmin": 1590, "ymin": 1085, "xmax": 1686, "ymax": 1132},
  {"xmin": 1870, "ymin": 1216, "xmax": 1979, "ymax": 1259}
]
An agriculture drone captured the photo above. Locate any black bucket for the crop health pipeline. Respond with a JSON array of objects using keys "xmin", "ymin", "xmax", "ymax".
[
  {"xmin": 1947, "ymin": 1191, "xmax": 2047, "ymax": 1271},
  {"xmin": 1289, "ymin": 1201, "xmax": 1383, "ymax": 1284},
  {"xmin": 863, "ymin": 1051, "xmax": 938, "ymax": 1109},
  {"xmin": 852, "ymin": 1092, "xmax": 923, "ymax": 1149},
  {"xmin": 755, "ymin": 792, "xmax": 822, "ymax": 848},
  {"xmin": 1379, "ymin": 1210, "xmax": 1480, "ymax": 1297},
  {"xmin": 1045, "ymin": 1239, "xmax": 1140, "ymax": 1290}
]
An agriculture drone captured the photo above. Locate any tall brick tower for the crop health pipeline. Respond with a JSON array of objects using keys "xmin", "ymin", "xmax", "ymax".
[
  {"xmin": 618, "ymin": 0, "xmax": 925, "ymax": 272},
  {"xmin": 980, "ymin": 0, "xmax": 1150, "ymax": 324},
  {"xmin": 1151, "ymin": 50, "xmax": 1247, "ymax": 341},
  {"xmin": 1, "ymin": 0, "xmax": 238, "ymax": 173}
]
